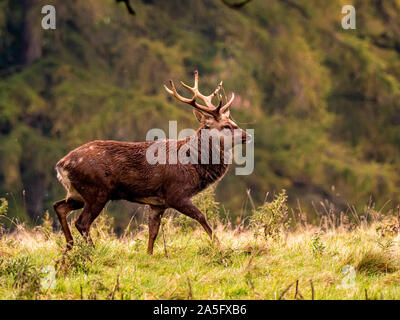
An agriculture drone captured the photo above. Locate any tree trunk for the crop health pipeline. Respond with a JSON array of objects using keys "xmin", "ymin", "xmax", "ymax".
[
  {"xmin": 22, "ymin": 0, "xmax": 42, "ymax": 66},
  {"xmin": 24, "ymin": 176, "xmax": 45, "ymax": 220}
]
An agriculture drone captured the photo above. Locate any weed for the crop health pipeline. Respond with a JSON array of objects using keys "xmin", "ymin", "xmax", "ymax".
[
  {"xmin": 57, "ymin": 239, "xmax": 94, "ymax": 275},
  {"xmin": 39, "ymin": 211, "xmax": 53, "ymax": 240},
  {"xmin": 356, "ymin": 249, "xmax": 398, "ymax": 275},
  {"xmin": 376, "ymin": 238, "xmax": 394, "ymax": 252},
  {"xmin": 0, "ymin": 198, "xmax": 7, "ymax": 235},
  {"xmin": 92, "ymin": 213, "xmax": 115, "ymax": 240},
  {"xmin": 0, "ymin": 198, "xmax": 7, "ymax": 216},
  {"xmin": 197, "ymin": 244, "xmax": 236, "ymax": 267},
  {"xmin": 375, "ymin": 215, "xmax": 399, "ymax": 238},
  {"xmin": 1, "ymin": 193, "xmax": 400, "ymax": 299},
  {"xmin": 0, "ymin": 256, "xmax": 41, "ymax": 298},
  {"xmin": 250, "ymin": 190, "xmax": 290, "ymax": 241},
  {"xmin": 310, "ymin": 232, "xmax": 326, "ymax": 255}
]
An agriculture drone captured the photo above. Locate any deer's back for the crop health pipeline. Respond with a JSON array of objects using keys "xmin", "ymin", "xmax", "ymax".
[{"xmin": 56, "ymin": 140, "xmax": 167, "ymax": 202}]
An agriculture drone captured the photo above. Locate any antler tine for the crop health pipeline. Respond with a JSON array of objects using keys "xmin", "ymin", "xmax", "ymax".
[
  {"xmin": 180, "ymin": 81, "xmax": 196, "ymax": 94},
  {"xmin": 175, "ymin": 71, "xmax": 219, "ymax": 111},
  {"xmin": 215, "ymin": 94, "xmax": 223, "ymax": 112},
  {"xmin": 209, "ymin": 81, "xmax": 223, "ymax": 100},
  {"xmin": 179, "ymin": 70, "xmax": 200, "ymax": 94},
  {"xmin": 164, "ymin": 80, "xmax": 193, "ymax": 104},
  {"xmin": 194, "ymin": 69, "xmax": 199, "ymax": 90},
  {"xmin": 164, "ymin": 71, "xmax": 235, "ymax": 117},
  {"xmin": 196, "ymin": 79, "xmax": 223, "ymax": 107},
  {"xmin": 220, "ymin": 92, "xmax": 235, "ymax": 114},
  {"xmin": 181, "ymin": 74, "xmax": 223, "ymax": 109},
  {"xmin": 164, "ymin": 79, "xmax": 217, "ymax": 116},
  {"xmin": 195, "ymin": 81, "xmax": 224, "ymax": 113}
]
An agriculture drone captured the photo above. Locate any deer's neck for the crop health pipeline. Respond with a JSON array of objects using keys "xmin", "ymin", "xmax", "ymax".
[{"xmin": 184, "ymin": 126, "xmax": 230, "ymax": 189}]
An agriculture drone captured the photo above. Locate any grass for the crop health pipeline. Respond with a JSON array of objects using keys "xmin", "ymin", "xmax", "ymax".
[
  {"xmin": 1, "ymin": 195, "xmax": 400, "ymax": 300},
  {"xmin": 1, "ymin": 218, "xmax": 400, "ymax": 299}
]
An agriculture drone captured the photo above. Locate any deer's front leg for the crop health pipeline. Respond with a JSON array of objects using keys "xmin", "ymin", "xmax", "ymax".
[{"xmin": 147, "ymin": 206, "xmax": 165, "ymax": 255}]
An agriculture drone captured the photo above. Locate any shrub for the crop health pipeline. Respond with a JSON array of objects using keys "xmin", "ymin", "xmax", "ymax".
[
  {"xmin": 250, "ymin": 190, "xmax": 290, "ymax": 241},
  {"xmin": 57, "ymin": 239, "xmax": 94, "ymax": 275},
  {"xmin": 0, "ymin": 198, "xmax": 7, "ymax": 216},
  {"xmin": 0, "ymin": 256, "xmax": 41, "ymax": 297},
  {"xmin": 310, "ymin": 232, "xmax": 326, "ymax": 255},
  {"xmin": 0, "ymin": 198, "xmax": 7, "ymax": 234}
]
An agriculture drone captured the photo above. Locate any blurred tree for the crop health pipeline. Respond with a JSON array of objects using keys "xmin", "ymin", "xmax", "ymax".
[
  {"xmin": 0, "ymin": 0, "xmax": 399, "ymax": 228},
  {"xmin": 22, "ymin": 0, "xmax": 42, "ymax": 66},
  {"xmin": 116, "ymin": 0, "xmax": 135, "ymax": 15}
]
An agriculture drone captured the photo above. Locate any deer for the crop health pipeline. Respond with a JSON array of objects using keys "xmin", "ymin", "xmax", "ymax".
[{"xmin": 53, "ymin": 70, "xmax": 251, "ymax": 254}]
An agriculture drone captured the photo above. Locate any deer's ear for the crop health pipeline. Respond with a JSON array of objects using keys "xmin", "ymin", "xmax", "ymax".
[{"xmin": 193, "ymin": 109, "xmax": 213, "ymax": 124}]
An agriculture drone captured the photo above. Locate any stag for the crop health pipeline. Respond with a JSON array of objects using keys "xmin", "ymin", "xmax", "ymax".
[{"xmin": 53, "ymin": 70, "xmax": 251, "ymax": 254}]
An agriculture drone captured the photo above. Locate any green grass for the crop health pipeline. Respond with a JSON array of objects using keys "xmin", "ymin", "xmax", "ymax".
[{"xmin": 1, "ymin": 215, "xmax": 400, "ymax": 300}]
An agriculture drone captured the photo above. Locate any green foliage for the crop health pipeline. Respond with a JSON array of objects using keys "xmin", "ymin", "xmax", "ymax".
[
  {"xmin": 250, "ymin": 190, "xmax": 290, "ymax": 241},
  {"xmin": 0, "ymin": 198, "xmax": 7, "ymax": 216},
  {"xmin": 197, "ymin": 245, "xmax": 236, "ymax": 267},
  {"xmin": 40, "ymin": 210, "xmax": 53, "ymax": 240},
  {"xmin": 0, "ymin": 256, "xmax": 41, "ymax": 298},
  {"xmin": 0, "ymin": 198, "xmax": 7, "ymax": 234},
  {"xmin": 1, "ymin": 0, "xmax": 400, "ymax": 230},
  {"xmin": 1, "ymin": 215, "xmax": 400, "ymax": 299},
  {"xmin": 57, "ymin": 239, "xmax": 94, "ymax": 276},
  {"xmin": 310, "ymin": 232, "xmax": 326, "ymax": 256},
  {"xmin": 56, "ymin": 213, "xmax": 118, "ymax": 276}
]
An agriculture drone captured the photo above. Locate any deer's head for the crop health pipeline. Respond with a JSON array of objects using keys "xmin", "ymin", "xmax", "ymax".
[{"xmin": 164, "ymin": 70, "xmax": 251, "ymax": 147}]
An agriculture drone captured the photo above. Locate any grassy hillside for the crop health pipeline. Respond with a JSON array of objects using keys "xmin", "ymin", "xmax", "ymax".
[
  {"xmin": 0, "ymin": 0, "xmax": 400, "ymax": 229},
  {"xmin": 1, "ymin": 193, "xmax": 400, "ymax": 300}
]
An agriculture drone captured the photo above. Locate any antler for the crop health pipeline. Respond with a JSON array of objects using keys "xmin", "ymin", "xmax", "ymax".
[{"xmin": 164, "ymin": 70, "xmax": 235, "ymax": 118}]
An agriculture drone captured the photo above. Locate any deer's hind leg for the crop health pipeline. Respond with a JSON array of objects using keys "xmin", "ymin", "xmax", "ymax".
[
  {"xmin": 74, "ymin": 200, "xmax": 107, "ymax": 245},
  {"xmin": 53, "ymin": 198, "xmax": 84, "ymax": 250}
]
